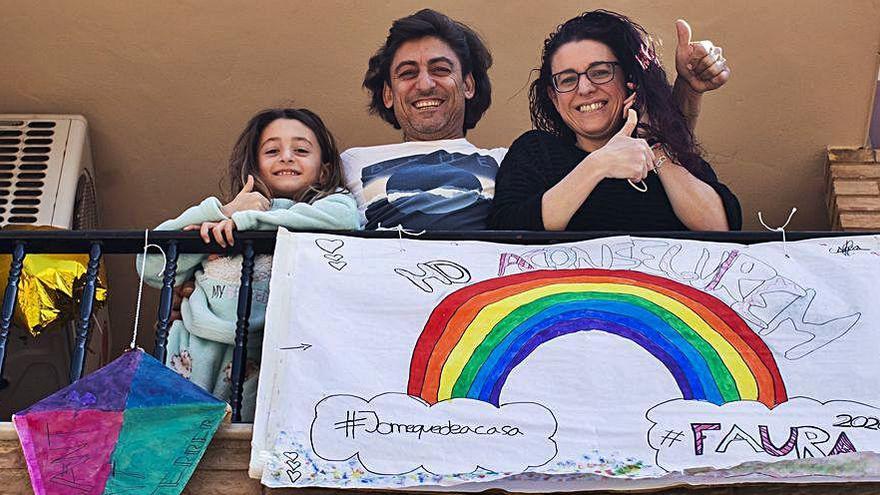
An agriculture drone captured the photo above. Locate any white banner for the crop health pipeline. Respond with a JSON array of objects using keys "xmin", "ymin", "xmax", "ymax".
[{"xmin": 250, "ymin": 231, "xmax": 880, "ymax": 490}]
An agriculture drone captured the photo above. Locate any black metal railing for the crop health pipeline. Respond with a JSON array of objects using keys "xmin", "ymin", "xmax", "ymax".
[{"xmin": 0, "ymin": 229, "xmax": 868, "ymax": 422}]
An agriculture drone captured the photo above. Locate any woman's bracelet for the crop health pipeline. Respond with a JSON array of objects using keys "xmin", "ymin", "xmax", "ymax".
[{"xmin": 652, "ymin": 155, "xmax": 667, "ymax": 175}]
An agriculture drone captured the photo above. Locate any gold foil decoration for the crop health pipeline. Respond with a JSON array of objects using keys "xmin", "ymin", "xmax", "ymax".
[{"xmin": 0, "ymin": 226, "xmax": 108, "ymax": 336}]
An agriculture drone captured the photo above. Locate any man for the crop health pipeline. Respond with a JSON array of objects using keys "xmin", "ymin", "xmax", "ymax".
[
  {"xmin": 342, "ymin": 9, "xmax": 730, "ymax": 231},
  {"xmin": 341, "ymin": 9, "xmax": 503, "ymax": 231}
]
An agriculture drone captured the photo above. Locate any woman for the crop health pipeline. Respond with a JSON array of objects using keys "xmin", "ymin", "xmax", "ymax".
[{"xmin": 489, "ymin": 10, "xmax": 741, "ymax": 231}]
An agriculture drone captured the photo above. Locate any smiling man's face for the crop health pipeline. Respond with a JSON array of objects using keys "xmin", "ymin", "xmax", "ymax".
[{"xmin": 383, "ymin": 36, "xmax": 475, "ymax": 141}]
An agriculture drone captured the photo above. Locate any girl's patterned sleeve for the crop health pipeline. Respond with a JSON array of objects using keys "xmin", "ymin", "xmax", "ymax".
[
  {"xmin": 230, "ymin": 193, "xmax": 360, "ymax": 231},
  {"xmin": 137, "ymin": 196, "xmax": 229, "ymax": 287}
]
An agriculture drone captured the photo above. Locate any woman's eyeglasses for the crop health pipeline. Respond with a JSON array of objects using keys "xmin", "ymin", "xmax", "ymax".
[{"xmin": 551, "ymin": 62, "xmax": 620, "ymax": 93}]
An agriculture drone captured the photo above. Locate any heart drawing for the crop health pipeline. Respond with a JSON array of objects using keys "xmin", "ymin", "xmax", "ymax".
[
  {"xmin": 315, "ymin": 238, "xmax": 344, "ymax": 254},
  {"xmin": 283, "ymin": 451, "xmax": 302, "ymax": 483},
  {"xmin": 328, "ymin": 260, "xmax": 348, "ymax": 271}
]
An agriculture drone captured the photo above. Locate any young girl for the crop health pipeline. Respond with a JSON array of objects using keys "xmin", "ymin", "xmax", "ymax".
[{"xmin": 139, "ymin": 108, "xmax": 359, "ymax": 421}]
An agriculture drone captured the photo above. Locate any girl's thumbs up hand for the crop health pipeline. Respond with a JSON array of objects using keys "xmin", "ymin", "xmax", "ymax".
[{"xmin": 220, "ymin": 175, "xmax": 271, "ymax": 216}]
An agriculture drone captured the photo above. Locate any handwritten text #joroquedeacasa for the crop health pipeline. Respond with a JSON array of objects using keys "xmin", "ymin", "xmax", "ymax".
[{"xmin": 334, "ymin": 410, "xmax": 524, "ymax": 440}]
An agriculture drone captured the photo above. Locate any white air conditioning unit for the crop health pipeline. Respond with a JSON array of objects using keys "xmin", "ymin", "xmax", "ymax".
[
  {"xmin": 0, "ymin": 114, "xmax": 106, "ymax": 420},
  {"xmin": 0, "ymin": 114, "xmax": 98, "ymax": 228}
]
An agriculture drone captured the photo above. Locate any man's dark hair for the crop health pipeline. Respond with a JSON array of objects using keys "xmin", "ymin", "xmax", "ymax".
[{"xmin": 363, "ymin": 9, "xmax": 493, "ymax": 133}]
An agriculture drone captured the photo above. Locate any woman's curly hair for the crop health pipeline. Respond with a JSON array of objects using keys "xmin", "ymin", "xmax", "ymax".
[{"xmin": 529, "ymin": 10, "xmax": 703, "ymax": 173}]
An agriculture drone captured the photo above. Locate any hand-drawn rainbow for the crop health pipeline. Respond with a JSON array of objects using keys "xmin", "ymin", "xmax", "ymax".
[{"xmin": 408, "ymin": 269, "xmax": 787, "ymax": 408}]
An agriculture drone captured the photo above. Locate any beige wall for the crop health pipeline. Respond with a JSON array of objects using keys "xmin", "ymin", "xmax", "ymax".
[{"xmin": 2, "ymin": 0, "xmax": 879, "ymax": 351}]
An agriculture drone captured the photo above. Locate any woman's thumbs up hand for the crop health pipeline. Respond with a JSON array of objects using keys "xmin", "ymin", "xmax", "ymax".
[{"xmin": 588, "ymin": 109, "xmax": 652, "ymax": 183}]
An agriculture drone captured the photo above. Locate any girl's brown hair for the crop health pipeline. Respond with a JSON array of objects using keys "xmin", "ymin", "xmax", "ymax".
[{"xmin": 224, "ymin": 108, "xmax": 346, "ymax": 203}]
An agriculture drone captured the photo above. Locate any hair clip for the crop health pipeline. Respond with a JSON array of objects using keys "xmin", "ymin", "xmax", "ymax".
[{"xmin": 636, "ymin": 43, "xmax": 656, "ymax": 71}]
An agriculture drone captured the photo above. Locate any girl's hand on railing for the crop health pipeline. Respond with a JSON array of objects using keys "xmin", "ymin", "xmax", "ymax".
[{"xmin": 184, "ymin": 219, "xmax": 238, "ymax": 248}]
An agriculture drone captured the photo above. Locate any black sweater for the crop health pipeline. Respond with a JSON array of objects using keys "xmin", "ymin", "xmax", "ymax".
[{"xmin": 488, "ymin": 130, "xmax": 742, "ymax": 231}]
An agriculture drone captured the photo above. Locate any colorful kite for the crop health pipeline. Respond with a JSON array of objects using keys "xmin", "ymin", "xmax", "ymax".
[{"xmin": 13, "ymin": 348, "xmax": 227, "ymax": 494}]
